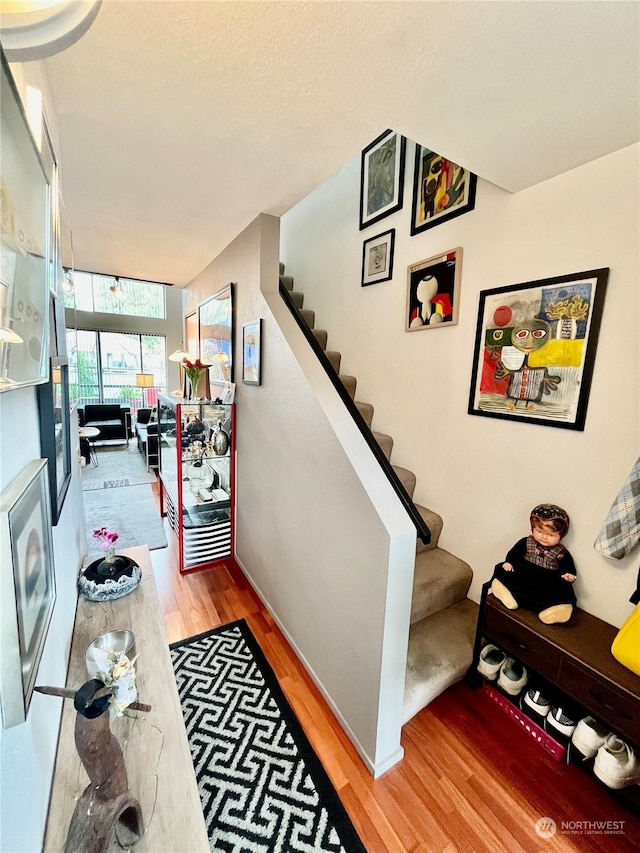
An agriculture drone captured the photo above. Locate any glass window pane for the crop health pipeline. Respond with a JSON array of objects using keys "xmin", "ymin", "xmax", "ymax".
[
  {"xmin": 74, "ymin": 270, "xmax": 94, "ymax": 311},
  {"xmin": 100, "ymin": 331, "xmax": 141, "ymax": 404},
  {"xmin": 75, "ymin": 329, "xmax": 99, "ymax": 406},
  {"xmin": 141, "ymin": 335, "xmax": 167, "ymax": 408}
]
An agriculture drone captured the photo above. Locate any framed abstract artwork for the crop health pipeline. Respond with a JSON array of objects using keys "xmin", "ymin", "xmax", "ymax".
[
  {"xmin": 242, "ymin": 319, "xmax": 262, "ymax": 386},
  {"xmin": 359, "ymin": 130, "xmax": 406, "ymax": 230},
  {"xmin": 0, "ymin": 51, "xmax": 51, "ymax": 393},
  {"xmin": 199, "ymin": 283, "xmax": 234, "ymax": 383},
  {"xmin": 410, "ymin": 146, "xmax": 477, "ymax": 235},
  {"xmin": 406, "ymin": 248, "xmax": 462, "ymax": 330},
  {"xmin": 361, "ymin": 229, "xmax": 395, "ymax": 287},
  {"xmin": 468, "ymin": 268, "xmax": 609, "ymax": 430},
  {"xmin": 0, "ymin": 459, "xmax": 56, "ymax": 728}
]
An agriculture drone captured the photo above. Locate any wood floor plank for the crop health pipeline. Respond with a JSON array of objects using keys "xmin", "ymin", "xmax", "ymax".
[{"xmin": 149, "ymin": 522, "xmax": 640, "ymax": 853}]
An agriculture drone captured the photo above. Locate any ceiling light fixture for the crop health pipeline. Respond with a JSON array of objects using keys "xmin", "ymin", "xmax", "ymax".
[{"xmin": 0, "ymin": 1, "xmax": 103, "ymax": 61}]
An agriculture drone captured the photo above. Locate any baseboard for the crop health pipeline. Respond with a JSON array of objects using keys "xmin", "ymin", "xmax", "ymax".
[{"xmin": 234, "ymin": 554, "xmax": 401, "ymax": 778}]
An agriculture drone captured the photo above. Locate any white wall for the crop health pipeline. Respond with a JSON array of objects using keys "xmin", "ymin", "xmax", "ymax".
[
  {"xmin": 184, "ymin": 215, "xmax": 416, "ymax": 775},
  {"xmin": 280, "ymin": 141, "xmax": 640, "ymax": 630},
  {"xmin": 0, "ymin": 60, "xmax": 88, "ymax": 853}
]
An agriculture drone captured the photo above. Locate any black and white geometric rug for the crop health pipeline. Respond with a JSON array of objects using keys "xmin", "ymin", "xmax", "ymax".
[{"xmin": 170, "ymin": 620, "xmax": 366, "ymax": 853}]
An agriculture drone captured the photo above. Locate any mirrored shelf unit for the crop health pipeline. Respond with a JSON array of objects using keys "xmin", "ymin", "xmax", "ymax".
[{"xmin": 157, "ymin": 394, "xmax": 235, "ymax": 574}]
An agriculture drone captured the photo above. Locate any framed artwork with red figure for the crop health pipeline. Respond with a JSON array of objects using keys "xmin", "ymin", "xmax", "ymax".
[{"xmin": 468, "ymin": 268, "xmax": 609, "ymax": 430}]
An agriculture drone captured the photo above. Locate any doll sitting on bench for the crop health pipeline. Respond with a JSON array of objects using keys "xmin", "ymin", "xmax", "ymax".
[{"xmin": 491, "ymin": 503, "xmax": 577, "ymax": 624}]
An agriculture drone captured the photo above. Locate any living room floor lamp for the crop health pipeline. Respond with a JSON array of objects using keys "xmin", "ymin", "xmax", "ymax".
[{"xmin": 135, "ymin": 373, "xmax": 154, "ymax": 408}]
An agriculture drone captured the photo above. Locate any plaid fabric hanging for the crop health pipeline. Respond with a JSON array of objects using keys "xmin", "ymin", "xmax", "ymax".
[{"xmin": 594, "ymin": 457, "xmax": 640, "ymax": 560}]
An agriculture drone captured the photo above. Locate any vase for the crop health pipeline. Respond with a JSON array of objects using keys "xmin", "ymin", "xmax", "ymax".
[
  {"xmin": 189, "ymin": 458, "xmax": 214, "ymax": 494},
  {"xmin": 186, "ymin": 371, "xmax": 205, "ymax": 400},
  {"xmin": 212, "ymin": 427, "xmax": 229, "ymax": 456},
  {"xmin": 96, "ymin": 551, "xmax": 128, "ymax": 577}
]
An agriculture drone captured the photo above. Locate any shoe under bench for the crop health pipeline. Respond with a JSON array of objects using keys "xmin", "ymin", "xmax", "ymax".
[{"xmin": 471, "ymin": 581, "xmax": 640, "ymax": 748}]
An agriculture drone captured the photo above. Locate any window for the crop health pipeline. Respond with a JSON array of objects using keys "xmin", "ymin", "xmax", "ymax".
[
  {"xmin": 67, "ymin": 330, "xmax": 167, "ymax": 413},
  {"xmin": 64, "ymin": 271, "xmax": 166, "ymax": 319}
]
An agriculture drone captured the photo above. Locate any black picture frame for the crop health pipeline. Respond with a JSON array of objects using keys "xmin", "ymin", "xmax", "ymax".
[
  {"xmin": 410, "ymin": 145, "xmax": 477, "ymax": 235},
  {"xmin": 242, "ymin": 320, "xmax": 262, "ymax": 385},
  {"xmin": 468, "ymin": 268, "xmax": 609, "ymax": 431},
  {"xmin": 406, "ymin": 247, "xmax": 462, "ymax": 329},
  {"xmin": 0, "ymin": 459, "xmax": 56, "ymax": 728},
  {"xmin": 361, "ymin": 229, "xmax": 395, "ymax": 287},
  {"xmin": 37, "ymin": 356, "xmax": 71, "ymax": 525},
  {"xmin": 359, "ymin": 130, "xmax": 406, "ymax": 230}
]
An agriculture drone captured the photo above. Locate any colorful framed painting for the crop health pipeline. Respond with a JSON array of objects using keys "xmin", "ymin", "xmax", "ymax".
[
  {"xmin": 361, "ymin": 229, "xmax": 395, "ymax": 287},
  {"xmin": 359, "ymin": 130, "xmax": 406, "ymax": 230},
  {"xmin": 406, "ymin": 248, "xmax": 462, "ymax": 330},
  {"xmin": 468, "ymin": 268, "xmax": 609, "ymax": 430},
  {"xmin": 0, "ymin": 459, "xmax": 56, "ymax": 728},
  {"xmin": 242, "ymin": 319, "xmax": 262, "ymax": 386},
  {"xmin": 410, "ymin": 146, "xmax": 477, "ymax": 235},
  {"xmin": 199, "ymin": 283, "xmax": 234, "ymax": 383}
]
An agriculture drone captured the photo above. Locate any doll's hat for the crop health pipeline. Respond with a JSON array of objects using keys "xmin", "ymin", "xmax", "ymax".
[{"xmin": 530, "ymin": 504, "xmax": 570, "ymax": 536}]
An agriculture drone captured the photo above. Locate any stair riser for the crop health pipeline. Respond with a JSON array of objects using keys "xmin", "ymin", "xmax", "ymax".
[{"xmin": 410, "ymin": 548, "xmax": 473, "ymax": 624}]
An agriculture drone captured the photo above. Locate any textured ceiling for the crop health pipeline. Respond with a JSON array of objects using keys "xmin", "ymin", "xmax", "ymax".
[{"xmin": 37, "ymin": 1, "xmax": 639, "ymax": 287}]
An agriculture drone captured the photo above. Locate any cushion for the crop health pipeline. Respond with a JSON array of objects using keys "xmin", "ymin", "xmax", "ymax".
[{"xmin": 84, "ymin": 405, "xmax": 124, "ymax": 423}]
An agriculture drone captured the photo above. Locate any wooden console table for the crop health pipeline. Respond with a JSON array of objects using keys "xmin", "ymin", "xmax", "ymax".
[{"xmin": 44, "ymin": 546, "xmax": 208, "ymax": 852}]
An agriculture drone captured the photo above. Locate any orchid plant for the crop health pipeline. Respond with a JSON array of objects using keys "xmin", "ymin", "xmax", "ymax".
[{"xmin": 92, "ymin": 527, "xmax": 119, "ymax": 562}]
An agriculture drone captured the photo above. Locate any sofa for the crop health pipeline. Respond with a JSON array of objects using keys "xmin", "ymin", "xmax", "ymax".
[{"xmin": 80, "ymin": 404, "xmax": 130, "ymax": 445}]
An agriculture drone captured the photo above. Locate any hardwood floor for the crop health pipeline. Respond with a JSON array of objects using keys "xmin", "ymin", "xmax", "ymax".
[{"xmin": 150, "ymin": 509, "xmax": 640, "ymax": 852}]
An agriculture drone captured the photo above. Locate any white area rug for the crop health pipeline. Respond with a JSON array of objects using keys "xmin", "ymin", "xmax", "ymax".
[
  {"xmin": 82, "ymin": 445, "xmax": 157, "ymax": 491},
  {"xmin": 84, "ymin": 484, "xmax": 168, "ymax": 553}
]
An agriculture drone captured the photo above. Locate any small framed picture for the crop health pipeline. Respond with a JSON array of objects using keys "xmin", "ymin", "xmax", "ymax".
[
  {"xmin": 410, "ymin": 146, "xmax": 477, "ymax": 235},
  {"xmin": 359, "ymin": 130, "xmax": 406, "ymax": 230},
  {"xmin": 406, "ymin": 248, "xmax": 462, "ymax": 331},
  {"xmin": 361, "ymin": 229, "xmax": 395, "ymax": 287},
  {"xmin": 468, "ymin": 267, "xmax": 609, "ymax": 430},
  {"xmin": 242, "ymin": 320, "xmax": 262, "ymax": 386},
  {"xmin": 0, "ymin": 459, "xmax": 56, "ymax": 728}
]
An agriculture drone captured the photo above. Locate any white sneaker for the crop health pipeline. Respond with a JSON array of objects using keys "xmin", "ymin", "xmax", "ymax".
[
  {"xmin": 571, "ymin": 716, "xmax": 610, "ymax": 759},
  {"xmin": 546, "ymin": 707, "xmax": 577, "ymax": 739},
  {"xmin": 497, "ymin": 657, "xmax": 528, "ymax": 696},
  {"xmin": 594, "ymin": 735, "xmax": 640, "ymax": 789},
  {"xmin": 522, "ymin": 689, "xmax": 551, "ymax": 718},
  {"xmin": 477, "ymin": 644, "xmax": 506, "ymax": 681}
]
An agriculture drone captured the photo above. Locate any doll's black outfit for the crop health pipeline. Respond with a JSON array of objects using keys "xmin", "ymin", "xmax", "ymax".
[{"xmin": 493, "ymin": 536, "xmax": 577, "ymax": 613}]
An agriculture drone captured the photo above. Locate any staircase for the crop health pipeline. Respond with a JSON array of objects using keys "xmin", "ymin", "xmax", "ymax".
[{"xmin": 280, "ymin": 263, "xmax": 478, "ymax": 724}]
